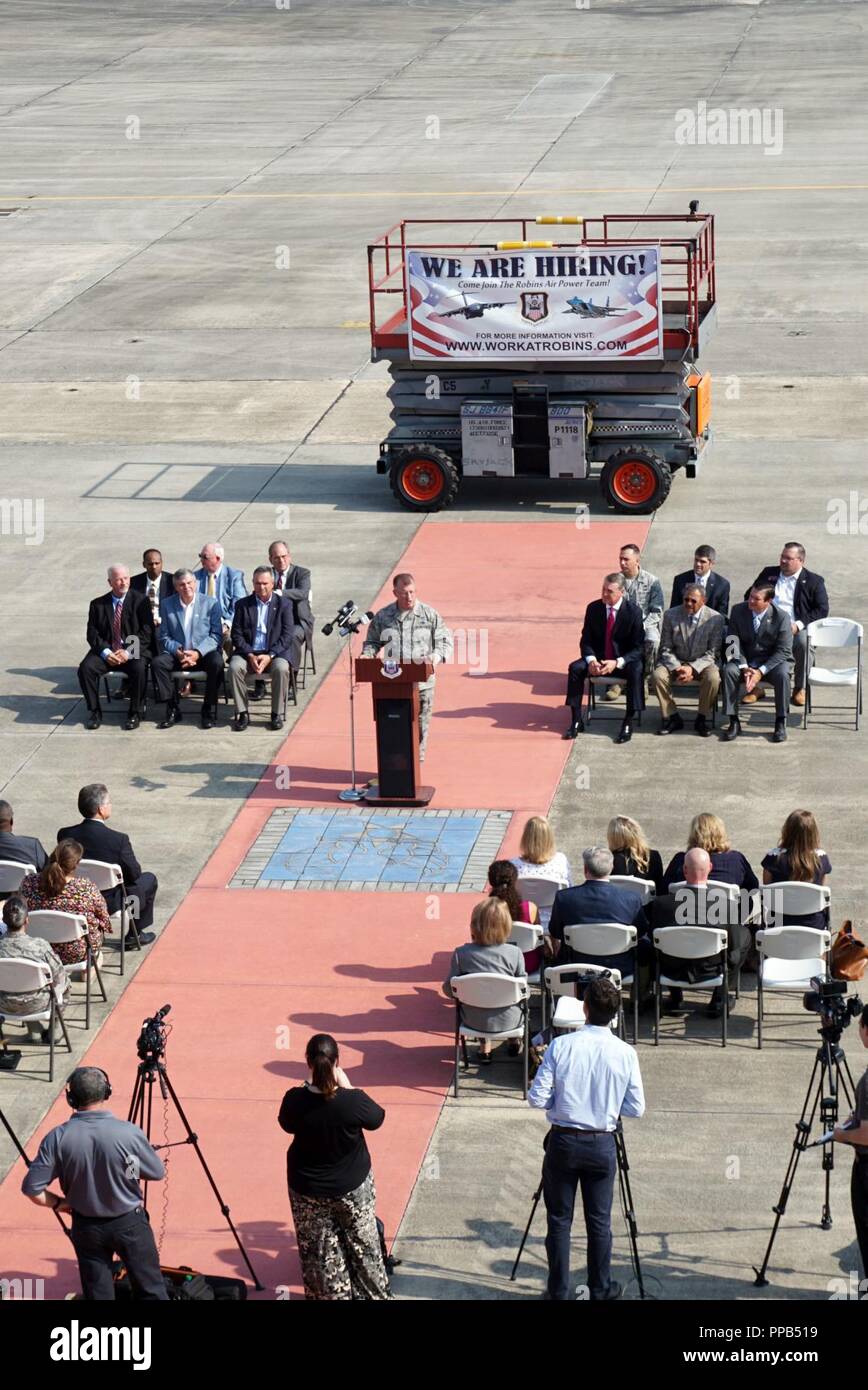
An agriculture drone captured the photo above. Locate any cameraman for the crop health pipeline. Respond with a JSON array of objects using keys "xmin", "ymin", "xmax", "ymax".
[
  {"xmin": 21, "ymin": 1066, "xmax": 168, "ymax": 1299},
  {"xmin": 833, "ymin": 1005, "xmax": 868, "ymax": 1278},
  {"xmin": 528, "ymin": 977, "xmax": 645, "ymax": 1300}
]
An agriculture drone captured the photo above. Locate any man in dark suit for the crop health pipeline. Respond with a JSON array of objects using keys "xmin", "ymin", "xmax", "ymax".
[
  {"xmin": 58, "ymin": 784, "xmax": 157, "ymax": 946},
  {"xmin": 564, "ymin": 574, "xmax": 645, "ymax": 744},
  {"xmin": 670, "ymin": 544, "xmax": 730, "ymax": 617},
  {"xmin": 648, "ymin": 849, "xmax": 753, "ymax": 1017},
  {"xmin": 78, "ymin": 566, "xmax": 154, "ymax": 732},
  {"xmin": 130, "ymin": 549, "xmax": 174, "ymax": 656},
  {"xmin": 229, "ymin": 567, "xmax": 298, "ymax": 731},
  {"xmin": 264, "ymin": 540, "xmax": 313, "ymax": 702},
  {"xmin": 549, "ymin": 847, "xmax": 650, "ymax": 977},
  {"xmin": 0, "ymin": 800, "xmax": 48, "ymax": 873},
  {"xmin": 746, "ymin": 542, "xmax": 829, "ymax": 707},
  {"xmin": 722, "ymin": 585, "xmax": 793, "ymax": 742}
]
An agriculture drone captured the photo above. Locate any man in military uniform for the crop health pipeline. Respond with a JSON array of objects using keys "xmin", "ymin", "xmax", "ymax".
[
  {"xmin": 362, "ymin": 573, "xmax": 452, "ymax": 761},
  {"xmin": 605, "ymin": 543, "xmax": 665, "ymax": 700}
]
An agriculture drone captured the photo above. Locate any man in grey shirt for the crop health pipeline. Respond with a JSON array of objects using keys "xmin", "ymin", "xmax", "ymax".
[
  {"xmin": 22, "ymin": 1065, "xmax": 168, "ymax": 1299},
  {"xmin": 362, "ymin": 572, "xmax": 452, "ymax": 761}
]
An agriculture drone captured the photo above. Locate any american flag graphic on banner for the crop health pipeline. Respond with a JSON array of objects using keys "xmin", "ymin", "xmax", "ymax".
[{"xmin": 405, "ymin": 246, "xmax": 663, "ymax": 363}]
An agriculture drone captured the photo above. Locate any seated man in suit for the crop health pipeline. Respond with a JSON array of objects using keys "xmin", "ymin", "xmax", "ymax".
[
  {"xmin": 564, "ymin": 574, "xmax": 645, "ymax": 745},
  {"xmin": 152, "ymin": 569, "xmax": 225, "ymax": 729},
  {"xmin": 746, "ymin": 542, "xmax": 829, "ymax": 708},
  {"xmin": 548, "ymin": 847, "xmax": 650, "ymax": 979},
  {"xmin": 195, "ymin": 542, "xmax": 247, "ymax": 656},
  {"xmin": 78, "ymin": 565, "xmax": 153, "ymax": 732},
  {"xmin": 0, "ymin": 800, "xmax": 48, "ymax": 873},
  {"xmin": 670, "ymin": 544, "xmax": 730, "ymax": 617},
  {"xmin": 651, "ymin": 585, "xmax": 724, "ymax": 737},
  {"xmin": 58, "ymin": 783, "xmax": 157, "ymax": 947},
  {"xmin": 649, "ymin": 848, "xmax": 752, "ymax": 1018},
  {"xmin": 265, "ymin": 540, "xmax": 313, "ymax": 700},
  {"xmin": 723, "ymin": 585, "xmax": 794, "ymax": 743},
  {"xmin": 229, "ymin": 567, "xmax": 298, "ymax": 731},
  {"xmin": 130, "ymin": 549, "xmax": 174, "ymax": 656}
]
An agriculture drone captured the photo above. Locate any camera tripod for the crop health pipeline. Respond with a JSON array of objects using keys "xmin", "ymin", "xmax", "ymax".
[
  {"xmin": 129, "ymin": 1054, "xmax": 264, "ymax": 1290},
  {"xmin": 510, "ymin": 1122, "xmax": 645, "ymax": 1298},
  {"xmin": 0, "ymin": 1104, "xmax": 71, "ymax": 1239},
  {"xmin": 753, "ymin": 1026, "xmax": 857, "ymax": 1286}
]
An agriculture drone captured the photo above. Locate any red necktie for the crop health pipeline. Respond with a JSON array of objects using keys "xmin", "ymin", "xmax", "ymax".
[
  {"xmin": 275, "ymin": 571, "xmax": 284, "ymax": 591},
  {"xmin": 604, "ymin": 606, "xmax": 615, "ymax": 661},
  {"xmin": 111, "ymin": 599, "xmax": 123, "ymax": 651}
]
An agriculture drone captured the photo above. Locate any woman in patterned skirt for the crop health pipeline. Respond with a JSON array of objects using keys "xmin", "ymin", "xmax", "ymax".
[
  {"xmin": 20, "ymin": 839, "xmax": 111, "ymax": 966},
  {"xmin": 278, "ymin": 1033, "xmax": 393, "ymax": 1301}
]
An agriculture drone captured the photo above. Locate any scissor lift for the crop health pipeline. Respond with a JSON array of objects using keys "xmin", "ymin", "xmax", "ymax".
[{"xmin": 368, "ymin": 212, "xmax": 716, "ymax": 513}]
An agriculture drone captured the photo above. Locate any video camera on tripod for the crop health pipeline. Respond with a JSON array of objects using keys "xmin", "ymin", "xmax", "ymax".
[
  {"xmin": 803, "ymin": 978, "xmax": 863, "ymax": 1039},
  {"xmin": 137, "ymin": 1004, "xmax": 171, "ymax": 1067},
  {"xmin": 321, "ymin": 600, "xmax": 374, "ymax": 638}
]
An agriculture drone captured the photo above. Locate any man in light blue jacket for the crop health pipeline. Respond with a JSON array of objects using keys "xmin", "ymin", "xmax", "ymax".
[
  {"xmin": 153, "ymin": 569, "xmax": 225, "ymax": 728},
  {"xmin": 195, "ymin": 542, "xmax": 247, "ymax": 641}
]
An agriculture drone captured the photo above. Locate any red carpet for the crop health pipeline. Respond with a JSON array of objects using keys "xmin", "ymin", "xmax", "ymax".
[{"xmin": 0, "ymin": 519, "xmax": 648, "ymax": 1297}]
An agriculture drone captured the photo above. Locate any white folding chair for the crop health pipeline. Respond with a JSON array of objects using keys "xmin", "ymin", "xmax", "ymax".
[
  {"xmin": 0, "ymin": 959, "xmax": 71, "ymax": 1081},
  {"xmin": 652, "ymin": 926, "xmax": 729, "ymax": 1047},
  {"xmin": 543, "ymin": 963, "xmax": 622, "ymax": 1033},
  {"xmin": 508, "ymin": 921, "xmax": 546, "ymax": 1028},
  {"xmin": 761, "ymin": 882, "xmax": 830, "ymax": 930},
  {"xmin": 26, "ymin": 910, "xmax": 106, "ymax": 1031},
  {"xmin": 0, "ymin": 860, "xmax": 35, "ymax": 898},
  {"xmin": 449, "ymin": 973, "xmax": 530, "ymax": 1099},
  {"xmin": 75, "ymin": 859, "xmax": 139, "ymax": 975},
  {"xmin": 609, "ymin": 875, "xmax": 656, "ymax": 904},
  {"xmin": 516, "ymin": 875, "xmax": 561, "ymax": 929},
  {"xmin": 300, "ymin": 585, "xmax": 316, "ymax": 689},
  {"xmin": 563, "ymin": 923, "xmax": 639, "ymax": 1042},
  {"xmin": 755, "ymin": 926, "xmax": 831, "ymax": 1050},
  {"xmin": 668, "ymin": 879, "xmax": 758, "ymax": 995},
  {"xmin": 803, "ymin": 617, "xmax": 863, "ymax": 730}
]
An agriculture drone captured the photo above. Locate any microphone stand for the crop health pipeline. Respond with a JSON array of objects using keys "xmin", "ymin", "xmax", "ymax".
[{"xmin": 338, "ymin": 630, "xmax": 363, "ymax": 803}]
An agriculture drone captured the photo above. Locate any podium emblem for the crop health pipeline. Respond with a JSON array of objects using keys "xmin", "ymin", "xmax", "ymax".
[{"xmin": 381, "ymin": 659, "xmax": 402, "ymax": 679}]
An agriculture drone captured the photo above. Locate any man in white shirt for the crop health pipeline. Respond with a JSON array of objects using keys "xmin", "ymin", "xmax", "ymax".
[{"xmin": 529, "ymin": 977, "xmax": 645, "ymax": 1300}]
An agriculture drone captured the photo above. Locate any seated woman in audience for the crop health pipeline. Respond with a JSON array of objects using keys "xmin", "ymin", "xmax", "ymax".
[
  {"xmin": 663, "ymin": 813, "xmax": 758, "ymax": 894},
  {"xmin": 762, "ymin": 809, "xmax": 831, "ymax": 931},
  {"xmin": 20, "ymin": 839, "xmax": 111, "ymax": 967},
  {"xmin": 443, "ymin": 899, "xmax": 527, "ymax": 1063},
  {"xmin": 509, "ymin": 816, "xmax": 570, "ymax": 927},
  {"xmin": 487, "ymin": 859, "xmax": 542, "ymax": 973},
  {"xmin": 0, "ymin": 895, "xmax": 70, "ymax": 1040},
  {"xmin": 607, "ymin": 816, "xmax": 664, "ymax": 896}
]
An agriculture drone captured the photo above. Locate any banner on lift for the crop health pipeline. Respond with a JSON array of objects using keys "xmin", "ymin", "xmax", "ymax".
[{"xmin": 405, "ymin": 246, "xmax": 663, "ymax": 364}]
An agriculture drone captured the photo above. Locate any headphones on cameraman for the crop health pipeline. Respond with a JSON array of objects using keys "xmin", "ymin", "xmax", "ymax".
[{"xmin": 65, "ymin": 1067, "xmax": 112, "ymax": 1109}]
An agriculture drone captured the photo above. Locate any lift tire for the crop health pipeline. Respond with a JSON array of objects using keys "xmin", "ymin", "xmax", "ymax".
[
  {"xmin": 600, "ymin": 447, "xmax": 672, "ymax": 513},
  {"xmin": 389, "ymin": 447, "xmax": 461, "ymax": 512}
]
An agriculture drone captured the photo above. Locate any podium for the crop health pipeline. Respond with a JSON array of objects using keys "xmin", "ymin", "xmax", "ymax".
[{"xmin": 354, "ymin": 658, "xmax": 434, "ymax": 805}]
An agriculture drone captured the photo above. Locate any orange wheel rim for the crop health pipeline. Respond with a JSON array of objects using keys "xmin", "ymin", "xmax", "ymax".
[
  {"xmin": 612, "ymin": 461, "xmax": 657, "ymax": 504},
  {"xmin": 401, "ymin": 461, "xmax": 442, "ymax": 502}
]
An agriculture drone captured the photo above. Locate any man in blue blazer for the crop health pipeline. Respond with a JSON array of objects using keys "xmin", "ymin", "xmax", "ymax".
[
  {"xmin": 152, "ymin": 569, "xmax": 225, "ymax": 728},
  {"xmin": 548, "ymin": 847, "xmax": 650, "ymax": 978},
  {"xmin": 229, "ymin": 568, "xmax": 297, "ymax": 731},
  {"xmin": 194, "ymin": 543, "xmax": 247, "ymax": 643}
]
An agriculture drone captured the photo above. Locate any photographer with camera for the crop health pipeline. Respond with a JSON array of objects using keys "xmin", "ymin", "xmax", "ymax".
[
  {"xmin": 21, "ymin": 1066, "xmax": 168, "ymax": 1299},
  {"xmin": 528, "ymin": 977, "xmax": 645, "ymax": 1300},
  {"xmin": 833, "ymin": 1004, "xmax": 868, "ymax": 1278}
]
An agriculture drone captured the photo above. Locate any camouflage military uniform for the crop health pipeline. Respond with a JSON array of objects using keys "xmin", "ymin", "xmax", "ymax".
[
  {"xmin": 624, "ymin": 567, "xmax": 665, "ymax": 679},
  {"xmin": 362, "ymin": 599, "xmax": 452, "ymax": 759}
]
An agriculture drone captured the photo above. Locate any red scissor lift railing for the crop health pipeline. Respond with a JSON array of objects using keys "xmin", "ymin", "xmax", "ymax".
[{"xmin": 368, "ymin": 214, "xmax": 716, "ymax": 356}]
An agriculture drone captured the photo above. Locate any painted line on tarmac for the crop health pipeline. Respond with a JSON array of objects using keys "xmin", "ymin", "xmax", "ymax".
[{"xmin": 3, "ymin": 182, "xmax": 868, "ymax": 202}]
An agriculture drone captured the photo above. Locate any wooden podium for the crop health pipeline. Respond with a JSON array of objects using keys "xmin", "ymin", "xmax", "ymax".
[{"xmin": 354, "ymin": 658, "xmax": 434, "ymax": 805}]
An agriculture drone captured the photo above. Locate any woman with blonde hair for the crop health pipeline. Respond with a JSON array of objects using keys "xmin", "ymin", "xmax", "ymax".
[
  {"xmin": 606, "ymin": 816, "xmax": 664, "ymax": 895},
  {"xmin": 762, "ymin": 810, "xmax": 831, "ymax": 931},
  {"xmin": 443, "ymin": 899, "xmax": 526, "ymax": 1063},
  {"xmin": 662, "ymin": 812, "xmax": 758, "ymax": 893},
  {"xmin": 510, "ymin": 816, "xmax": 570, "ymax": 927}
]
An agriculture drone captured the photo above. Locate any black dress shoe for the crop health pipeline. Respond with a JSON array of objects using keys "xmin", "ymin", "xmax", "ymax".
[
  {"xmin": 593, "ymin": 1279, "xmax": 622, "ymax": 1302},
  {"xmin": 658, "ymin": 714, "xmax": 684, "ymax": 736},
  {"xmin": 694, "ymin": 715, "xmax": 711, "ymax": 737},
  {"xmin": 251, "ymin": 680, "xmax": 266, "ymax": 702},
  {"xmin": 232, "ymin": 712, "xmax": 250, "ymax": 732},
  {"xmin": 615, "ymin": 720, "xmax": 632, "ymax": 744},
  {"xmin": 772, "ymin": 718, "xmax": 788, "ymax": 743},
  {"xmin": 86, "ymin": 710, "xmax": 102, "ymax": 731},
  {"xmin": 201, "ymin": 706, "xmax": 217, "ymax": 730},
  {"xmin": 125, "ymin": 930, "xmax": 155, "ymax": 948},
  {"xmin": 562, "ymin": 719, "xmax": 584, "ymax": 739},
  {"xmin": 723, "ymin": 717, "xmax": 741, "ymax": 741},
  {"xmin": 270, "ymin": 715, "xmax": 285, "ymax": 731},
  {"xmin": 124, "ymin": 712, "xmax": 140, "ymax": 731},
  {"xmin": 158, "ymin": 705, "xmax": 182, "ymax": 729}
]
